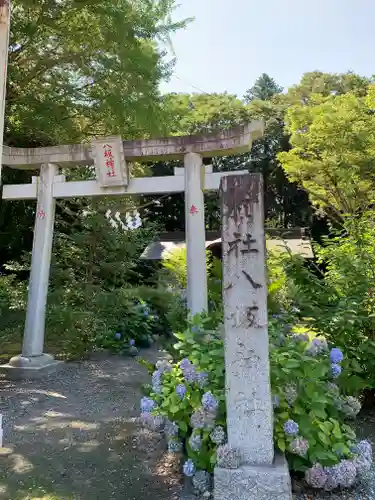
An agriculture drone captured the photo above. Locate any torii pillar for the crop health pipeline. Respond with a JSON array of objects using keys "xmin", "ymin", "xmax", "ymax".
[{"xmin": 0, "ymin": 122, "xmax": 264, "ymax": 378}]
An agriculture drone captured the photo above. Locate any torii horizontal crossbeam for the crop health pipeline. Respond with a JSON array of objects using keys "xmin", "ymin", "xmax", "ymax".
[
  {"xmin": 2, "ymin": 171, "xmax": 248, "ymax": 200},
  {"xmin": 2, "ymin": 122, "xmax": 264, "ymax": 169}
]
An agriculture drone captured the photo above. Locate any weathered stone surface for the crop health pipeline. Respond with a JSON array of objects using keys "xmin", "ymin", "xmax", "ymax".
[
  {"xmin": 3, "ymin": 121, "xmax": 264, "ymax": 168},
  {"xmin": 0, "ymin": 354, "xmax": 64, "ymax": 380},
  {"xmin": 220, "ymin": 174, "xmax": 273, "ymax": 466},
  {"xmin": 214, "ymin": 453, "xmax": 292, "ymax": 500}
]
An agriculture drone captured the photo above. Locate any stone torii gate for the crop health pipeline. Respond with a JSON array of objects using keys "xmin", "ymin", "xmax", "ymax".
[{"xmin": 0, "ymin": 121, "xmax": 264, "ymax": 378}]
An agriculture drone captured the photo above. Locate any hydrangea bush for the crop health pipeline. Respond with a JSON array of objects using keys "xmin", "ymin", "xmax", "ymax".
[
  {"xmin": 139, "ymin": 313, "xmax": 373, "ymax": 493},
  {"xmin": 95, "ymin": 299, "xmax": 158, "ymax": 353}
]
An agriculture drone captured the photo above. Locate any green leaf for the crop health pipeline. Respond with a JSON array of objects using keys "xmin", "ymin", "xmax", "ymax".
[{"xmin": 277, "ymin": 438, "xmax": 286, "ymax": 452}]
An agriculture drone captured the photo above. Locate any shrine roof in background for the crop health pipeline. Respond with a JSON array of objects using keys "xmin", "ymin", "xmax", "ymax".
[{"xmin": 140, "ymin": 228, "xmax": 314, "ymax": 260}]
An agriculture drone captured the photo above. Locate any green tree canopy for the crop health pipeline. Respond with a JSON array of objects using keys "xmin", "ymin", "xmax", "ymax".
[
  {"xmin": 278, "ymin": 86, "xmax": 375, "ymax": 222},
  {"xmin": 8, "ymin": 0, "xmax": 187, "ymax": 146},
  {"xmin": 244, "ymin": 73, "xmax": 283, "ymax": 103}
]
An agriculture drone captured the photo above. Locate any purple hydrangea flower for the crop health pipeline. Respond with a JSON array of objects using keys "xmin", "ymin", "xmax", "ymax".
[
  {"xmin": 290, "ymin": 437, "xmax": 309, "ymax": 457},
  {"xmin": 114, "ymin": 332, "xmax": 121, "ymax": 340},
  {"xmin": 140, "ymin": 397, "xmax": 156, "ymax": 413},
  {"xmin": 202, "ymin": 392, "xmax": 218, "ymax": 412},
  {"xmin": 305, "ymin": 463, "xmax": 328, "ymax": 489},
  {"xmin": 176, "ymin": 384, "xmax": 187, "ymax": 399},
  {"xmin": 210, "ymin": 426, "xmax": 225, "ymax": 445},
  {"xmin": 129, "ymin": 339, "xmax": 135, "ymax": 346},
  {"xmin": 140, "ymin": 412, "xmax": 164, "ymax": 431},
  {"xmin": 183, "ymin": 459, "xmax": 196, "ymax": 477},
  {"xmin": 307, "ymin": 337, "xmax": 328, "ymax": 355},
  {"xmin": 188, "ymin": 432, "xmax": 202, "ymax": 451},
  {"xmin": 336, "ymin": 459, "xmax": 357, "ymax": 488},
  {"xmin": 331, "ymin": 363, "xmax": 342, "ymax": 379},
  {"xmin": 190, "ymin": 408, "xmax": 215, "ymax": 430},
  {"xmin": 284, "ymin": 419, "xmax": 299, "ymax": 436},
  {"xmin": 323, "ymin": 464, "xmax": 340, "ymax": 491},
  {"xmin": 164, "ymin": 419, "xmax": 179, "ymax": 438},
  {"xmin": 330, "ymin": 347, "xmax": 344, "ymax": 364}
]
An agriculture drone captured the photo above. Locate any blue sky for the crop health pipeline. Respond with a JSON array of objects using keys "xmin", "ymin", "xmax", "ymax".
[{"xmin": 160, "ymin": 0, "xmax": 375, "ymax": 97}]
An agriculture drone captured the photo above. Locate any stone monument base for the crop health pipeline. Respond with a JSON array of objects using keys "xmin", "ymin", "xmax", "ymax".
[
  {"xmin": 0, "ymin": 353, "xmax": 64, "ymax": 380},
  {"xmin": 214, "ymin": 453, "xmax": 292, "ymax": 500}
]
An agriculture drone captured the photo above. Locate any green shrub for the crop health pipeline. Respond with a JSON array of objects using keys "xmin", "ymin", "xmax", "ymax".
[
  {"xmin": 139, "ymin": 313, "xmax": 371, "ymax": 492},
  {"xmin": 270, "ymin": 213, "xmax": 375, "ymax": 392}
]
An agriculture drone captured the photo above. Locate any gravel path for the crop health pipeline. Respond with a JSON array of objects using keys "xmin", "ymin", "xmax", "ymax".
[
  {"xmin": 0, "ymin": 350, "xmax": 182, "ymax": 500},
  {"xmin": 1, "ymin": 350, "xmax": 375, "ymax": 500}
]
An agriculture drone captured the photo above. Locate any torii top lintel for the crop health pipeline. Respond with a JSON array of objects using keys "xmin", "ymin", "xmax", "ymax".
[{"xmin": 2, "ymin": 121, "xmax": 264, "ymax": 169}]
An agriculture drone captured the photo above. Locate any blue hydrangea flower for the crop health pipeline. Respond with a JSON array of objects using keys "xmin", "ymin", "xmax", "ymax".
[
  {"xmin": 190, "ymin": 408, "xmax": 215, "ymax": 430},
  {"xmin": 140, "ymin": 397, "xmax": 156, "ymax": 413},
  {"xmin": 183, "ymin": 459, "xmax": 196, "ymax": 477},
  {"xmin": 180, "ymin": 358, "xmax": 192, "ymax": 370},
  {"xmin": 357, "ymin": 440, "xmax": 373, "ymax": 460},
  {"xmin": 202, "ymin": 392, "xmax": 218, "ymax": 412},
  {"xmin": 196, "ymin": 371, "xmax": 208, "ymax": 388},
  {"xmin": 167, "ymin": 439, "xmax": 183, "ymax": 453},
  {"xmin": 331, "ymin": 363, "xmax": 342, "ymax": 379},
  {"xmin": 330, "ymin": 347, "xmax": 344, "ymax": 364},
  {"xmin": 151, "ymin": 369, "xmax": 162, "ymax": 394},
  {"xmin": 129, "ymin": 339, "xmax": 135, "ymax": 346},
  {"xmin": 210, "ymin": 426, "xmax": 225, "ymax": 445},
  {"xmin": 156, "ymin": 360, "xmax": 172, "ymax": 373},
  {"xmin": 176, "ymin": 384, "xmax": 187, "ymax": 399},
  {"xmin": 284, "ymin": 419, "xmax": 299, "ymax": 436},
  {"xmin": 191, "ymin": 326, "xmax": 199, "ymax": 333},
  {"xmin": 189, "ymin": 432, "xmax": 202, "ymax": 451},
  {"xmin": 114, "ymin": 332, "xmax": 121, "ymax": 340},
  {"xmin": 164, "ymin": 419, "xmax": 179, "ymax": 438},
  {"xmin": 180, "ymin": 358, "xmax": 198, "ymax": 383}
]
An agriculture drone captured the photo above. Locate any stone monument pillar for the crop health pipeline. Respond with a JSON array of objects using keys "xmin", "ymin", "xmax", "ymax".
[{"xmin": 214, "ymin": 173, "xmax": 292, "ymax": 500}]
